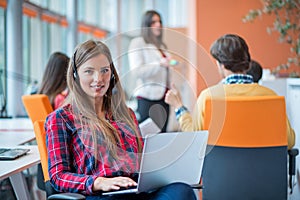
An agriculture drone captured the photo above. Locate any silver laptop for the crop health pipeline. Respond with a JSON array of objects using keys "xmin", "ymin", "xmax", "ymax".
[{"xmin": 103, "ymin": 130, "xmax": 208, "ymax": 195}]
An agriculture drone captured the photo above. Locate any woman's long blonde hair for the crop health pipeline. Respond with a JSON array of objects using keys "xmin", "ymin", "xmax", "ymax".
[{"xmin": 66, "ymin": 40, "xmax": 143, "ymax": 160}]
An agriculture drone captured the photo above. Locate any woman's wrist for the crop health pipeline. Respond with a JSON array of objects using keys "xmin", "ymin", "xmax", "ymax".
[
  {"xmin": 93, "ymin": 177, "xmax": 104, "ymax": 192},
  {"xmin": 175, "ymin": 106, "xmax": 188, "ymax": 120}
]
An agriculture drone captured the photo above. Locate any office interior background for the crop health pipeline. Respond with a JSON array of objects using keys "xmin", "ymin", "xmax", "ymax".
[{"xmin": 1, "ymin": 0, "xmax": 300, "ymax": 199}]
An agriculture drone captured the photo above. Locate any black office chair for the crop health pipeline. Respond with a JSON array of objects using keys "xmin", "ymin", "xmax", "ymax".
[{"xmin": 201, "ymin": 96, "xmax": 298, "ymax": 200}]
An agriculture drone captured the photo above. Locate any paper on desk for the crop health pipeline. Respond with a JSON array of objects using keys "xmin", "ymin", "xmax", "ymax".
[{"xmin": 139, "ymin": 118, "xmax": 161, "ymax": 138}]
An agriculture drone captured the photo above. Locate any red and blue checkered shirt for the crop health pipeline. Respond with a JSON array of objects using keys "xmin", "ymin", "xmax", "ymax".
[{"xmin": 45, "ymin": 104, "xmax": 143, "ymax": 195}]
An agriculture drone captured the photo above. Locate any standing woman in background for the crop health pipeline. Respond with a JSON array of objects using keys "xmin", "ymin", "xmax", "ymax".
[
  {"xmin": 38, "ymin": 52, "xmax": 70, "ymax": 109},
  {"xmin": 128, "ymin": 10, "xmax": 175, "ymax": 132}
]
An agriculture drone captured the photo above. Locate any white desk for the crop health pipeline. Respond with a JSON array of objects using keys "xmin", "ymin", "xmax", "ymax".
[
  {"xmin": 0, "ymin": 145, "xmax": 40, "ymax": 200},
  {"xmin": 0, "ymin": 131, "xmax": 35, "ymax": 146},
  {"xmin": 0, "ymin": 118, "xmax": 33, "ymax": 131}
]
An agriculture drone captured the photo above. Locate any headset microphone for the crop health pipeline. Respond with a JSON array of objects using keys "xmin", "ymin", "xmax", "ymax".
[
  {"xmin": 110, "ymin": 73, "xmax": 118, "ymax": 94},
  {"xmin": 72, "ymin": 50, "xmax": 78, "ymax": 80}
]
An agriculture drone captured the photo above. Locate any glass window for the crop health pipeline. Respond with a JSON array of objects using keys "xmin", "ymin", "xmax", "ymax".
[
  {"xmin": 30, "ymin": 17, "xmax": 44, "ymax": 85},
  {"xmin": 23, "ymin": 15, "xmax": 31, "ymax": 91},
  {"xmin": 0, "ymin": 8, "xmax": 5, "ymax": 74},
  {"xmin": 49, "ymin": 0, "xmax": 67, "ymax": 15},
  {"xmin": 61, "ymin": 26, "xmax": 68, "ymax": 53},
  {"xmin": 78, "ymin": 0, "xmax": 86, "ymax": 22},
  {"xmin": 30, "ymin": 0, "xmax": 49, "ymax": 8},
  {"xmin": 4, "ymin": 0, "xmax": 190, "ymax": 114},
  {"xmin": 50, "ymin": 23, "xmax": 64, "ymax": 53},
  {"xmin": 42, "ymin": 21, "xmax": 50, "ymax": 64},
  {"xmin": 120, "ymin": 0, "xmax": 145, "ymax": 32},
  {"xmin": 99, "ymin": 0, "xmax": 117, "ymax": 32},
  {"xmin": 0, "ymin": 8, "xmax": 6, "ymax": 111},
  {"xmin": 84, "ymin": 0, "xmax": 98, "ymax": 25}
]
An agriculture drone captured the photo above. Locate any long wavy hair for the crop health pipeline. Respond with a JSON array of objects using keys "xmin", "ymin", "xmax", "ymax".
[
  {"xmin": 210, "ymin": 34, "xmax": 251, "ymax": 73},
  {"xmin": 66, "ymin": 40, "xmax": 143, "ymax": 160},
  {"xmin": 38, "ymin": 52, "xmax": 69, "ymax": 108},
  {"xmin": 141, "ymin": 10, "xmax": 167, "ymax": 49}
]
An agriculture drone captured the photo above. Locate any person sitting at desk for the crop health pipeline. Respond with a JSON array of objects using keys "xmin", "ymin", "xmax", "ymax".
[
  {"xmin": 164, "ymin": 34, "xmax": 295, "ymax": 150},
  {"xmin": 45, "ymin": 39, "xmax": 196, "ymax": 199}
]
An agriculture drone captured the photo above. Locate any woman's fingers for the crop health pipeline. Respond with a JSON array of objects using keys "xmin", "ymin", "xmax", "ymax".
[{"xmin": 93, "ymin": 176, "xmax": 137, "ymax": 192}]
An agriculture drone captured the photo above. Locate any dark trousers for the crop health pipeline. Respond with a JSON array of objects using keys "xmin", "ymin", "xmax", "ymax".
[
  {"xmin": 86, "ymin": 182, "xmax": 197, "ymax": 200},
  {"xmin": 137, "ymin": 97, "xmax": 169, "ymax": 132}
]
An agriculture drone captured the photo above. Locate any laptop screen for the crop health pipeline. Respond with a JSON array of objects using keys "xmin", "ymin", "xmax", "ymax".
[{"xmin": 102, "ymin": 131, "xmax": 208, "ymax": 195}]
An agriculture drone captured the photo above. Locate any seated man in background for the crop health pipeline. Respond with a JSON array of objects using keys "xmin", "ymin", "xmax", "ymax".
[{"xmin": 165, "ymin": 34, "xmax": 295, "ymax": 149}]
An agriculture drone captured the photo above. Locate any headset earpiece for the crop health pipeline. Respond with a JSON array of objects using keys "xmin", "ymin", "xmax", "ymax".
[{"xmin": 73, "ymin": 71, "xmax": 77, "ymax": 79}]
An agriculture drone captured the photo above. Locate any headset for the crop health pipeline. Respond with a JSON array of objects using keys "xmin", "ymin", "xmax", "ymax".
[
  {"xmin": 73, "ymin": 50, "xmax": 116, "ymax": 92},
  {"xmin": 72, "ymin": 50, "xmax": 78, "ymax": 80}
]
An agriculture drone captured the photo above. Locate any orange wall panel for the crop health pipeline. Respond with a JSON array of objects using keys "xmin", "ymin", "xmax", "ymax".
[{"xmin": 196, "ymin": 0, "xmax": 295, "ymax": 72}]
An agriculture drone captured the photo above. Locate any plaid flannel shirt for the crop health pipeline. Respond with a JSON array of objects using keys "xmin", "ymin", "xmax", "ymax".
[
  {"xmin": 46, "ymin": 104, "xmax": 143, "ymax": 195},
  {"xmin": 222, "ymin": 74, "xmax": 254, "ymax": 84}
]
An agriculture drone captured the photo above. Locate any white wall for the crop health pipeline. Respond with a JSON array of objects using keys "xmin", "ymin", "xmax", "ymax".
[{"xmin": 261, "ymin": 78, "xmax": 300, "ymax": 199}]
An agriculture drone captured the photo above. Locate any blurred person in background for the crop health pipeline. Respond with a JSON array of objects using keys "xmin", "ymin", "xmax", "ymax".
[
  {"xmin": 128, "ymin": 10, "xmax": 178, "ymax": 132},
  {"xmin": 38, "ymin": 52, "xmax": 69, "ymax": 109}
]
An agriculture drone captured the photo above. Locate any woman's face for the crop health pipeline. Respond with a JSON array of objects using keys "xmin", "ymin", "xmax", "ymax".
[
  {"xmin": 150, "ymin": 14, "xmax": 162, "ymax": 37},
  {"xmin": 78, "ymin": 54, "xmax": 112, "ymax": 100}
]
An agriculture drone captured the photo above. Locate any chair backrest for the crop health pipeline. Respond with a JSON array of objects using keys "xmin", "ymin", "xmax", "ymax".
[
  {"xmin": 34, "ymin": 120, "xmax": 50, "ymax": 182},
  {"xmin": 22, "ymin": 94, "xmax": 53, "ymax": 124},
  {"xmin": 202, "ymin": 96, "xmax": 288, "ymax": 200}
]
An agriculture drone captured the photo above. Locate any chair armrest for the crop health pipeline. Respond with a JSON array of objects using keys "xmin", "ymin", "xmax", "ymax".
[
  {"xmin": 190, "ymin": 183, "xmax": 203, "ymax": 189},
  {"xmin": 288, "ymin": 148, "xmax": 299, "ymax": 194},
  {"xmin": 45, "ymin": 181, "xmax": 86, "ymax": 200},
  {"xmin": 48, "ymin": 193, "xmax": 86, "ymax": 200},
  {"xmin": 288, "ymin": 148, "xmax": 299, "ymax": 176}
]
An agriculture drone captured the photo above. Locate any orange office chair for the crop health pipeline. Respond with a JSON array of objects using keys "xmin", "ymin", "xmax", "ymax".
[
  {"xmin": 34, "ymin": 120, "xmax": 85, "ymax": 200},
  {"xmin": 21, "ymin": 94, "xmax": 53, "ymax": 124},
  {"xmin": 201, "ymin": 96, "xmax": 298, "ymax": 200},
  {"xmin": 22, "ymin": 94, "xmax": 54, "ymax": 191},
  {"xmin": 22, "ymin": 94, "xmax": 85, "ymax": 199}
]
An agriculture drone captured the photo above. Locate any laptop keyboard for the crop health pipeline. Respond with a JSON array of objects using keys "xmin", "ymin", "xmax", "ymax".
[{"xmin": 118, "ymin": 185, "xmax": 137, "ymax": 191}]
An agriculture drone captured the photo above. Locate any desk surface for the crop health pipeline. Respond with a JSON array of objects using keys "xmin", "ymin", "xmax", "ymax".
[
  {"xmin": 0, "ymin": 131, "xmax": 36, "ymax": 146},
  {"xmin": 0, "ymin": 145, "xmax": 40, "ymax": 180},
  {"xmin": 0, "ymin": 118, "xmax": 33, "ymax": 131}
]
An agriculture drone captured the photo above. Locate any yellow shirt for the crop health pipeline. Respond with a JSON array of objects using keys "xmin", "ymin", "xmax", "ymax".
[{"xmin": 178, "ymin": 83, "xmax": 295, "ymax": 149}]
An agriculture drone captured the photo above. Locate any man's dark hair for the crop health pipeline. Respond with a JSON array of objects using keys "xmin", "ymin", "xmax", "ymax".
[
  {"xmin": 247, "ymin": 60, "xmax": 263, "ymax": 83},
  {"xmin": 210, "ymin": 34, "xmax": 251, "ymax": 73}
]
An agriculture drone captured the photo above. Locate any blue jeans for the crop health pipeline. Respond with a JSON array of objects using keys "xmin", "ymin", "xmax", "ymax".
[{"xmin": 86, "ymin": 182, "xmax": 196, "ymax": 200}]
